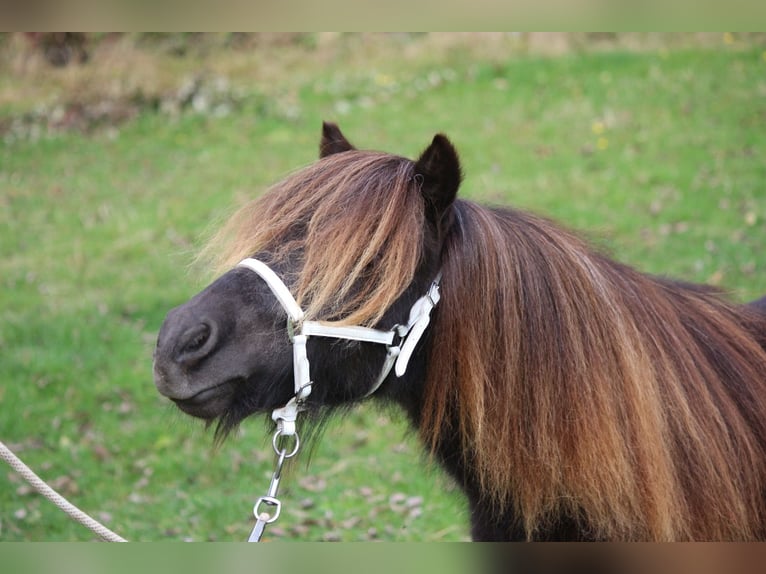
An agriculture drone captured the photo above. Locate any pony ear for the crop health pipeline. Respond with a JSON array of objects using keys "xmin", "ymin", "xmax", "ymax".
[
  {"xmin": 413, "ymin": 134, "xmax": 462, "ymax": 219},
  {"xmin": 319, "ymin": 121, "xmax": 355, "ymax": 158}
]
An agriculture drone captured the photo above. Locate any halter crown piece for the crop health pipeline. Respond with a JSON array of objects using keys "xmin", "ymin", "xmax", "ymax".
[{"xmin": 237, "ymin": 258, "xmax": 442, "ymax": 435}]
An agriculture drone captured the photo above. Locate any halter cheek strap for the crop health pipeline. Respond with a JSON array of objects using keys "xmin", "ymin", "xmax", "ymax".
[{"xmin": 236, "ymin": 258, "xmax": 441, "ymax": 436}]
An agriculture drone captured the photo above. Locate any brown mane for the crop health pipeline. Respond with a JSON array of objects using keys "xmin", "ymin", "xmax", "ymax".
[
  {"xmin": 424, "ymin": 200, "xmax": 766, "ymax": 540},
  {"xmin": 203, "ymin": 149, "xmax": 766, "ymax": 541},
  {"xmin": 200, "ymin": 150, "xmax": 425, "ymax": 326}
]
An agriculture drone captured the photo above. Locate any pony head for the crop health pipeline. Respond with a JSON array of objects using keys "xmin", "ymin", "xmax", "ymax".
[{"xmin": 153, "ymin": 122, "xmax": 461, "ymax": 434}]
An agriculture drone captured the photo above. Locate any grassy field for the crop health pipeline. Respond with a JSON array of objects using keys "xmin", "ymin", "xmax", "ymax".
[{"xmin": 1, "ymin": 33, "xmax": 765, "ymax": 542}]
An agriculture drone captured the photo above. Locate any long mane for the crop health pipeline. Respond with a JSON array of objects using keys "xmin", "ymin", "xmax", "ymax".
[
  {"xmin": 200, "ymin": 151, "xmax": 425, "ymax": 327},
  {"xmin": 424, "ymin": 200, "xmax": 766, "ymax": 540}
]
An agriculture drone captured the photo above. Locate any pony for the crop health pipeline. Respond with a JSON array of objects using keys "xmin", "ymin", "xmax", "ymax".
[{"xmin": 153, "ymin": 122, "xmax": 766, "ymax": 541}]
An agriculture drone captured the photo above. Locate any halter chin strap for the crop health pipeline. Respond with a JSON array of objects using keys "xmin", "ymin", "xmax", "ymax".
[{"xmin": 237, "ymin": 258, "xmax": 441, "ymax": 436}]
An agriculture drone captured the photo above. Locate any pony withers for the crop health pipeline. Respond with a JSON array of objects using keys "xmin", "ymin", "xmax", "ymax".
[{"xmin": 153, "ymin": 122, "xmax": 766, "ymax": 541}]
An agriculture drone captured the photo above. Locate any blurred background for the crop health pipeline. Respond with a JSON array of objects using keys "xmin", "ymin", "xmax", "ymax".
[{"xmin": 1, "ymin": 32, "xmax": 765, "ymax": 542}]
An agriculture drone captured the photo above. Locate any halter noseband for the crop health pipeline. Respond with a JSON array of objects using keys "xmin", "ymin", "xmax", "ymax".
[{"xmin": 237, "ymin": 258, "xmax": 442, "ymax": 436}]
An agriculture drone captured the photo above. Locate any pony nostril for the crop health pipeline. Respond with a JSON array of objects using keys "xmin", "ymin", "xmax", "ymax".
[
  {"xmin": 186, "ymin": 327, "xmax": 209, "ymax": 352},
  {"xmin": 176, "ymin": 322, "xmax": 216, "ymax": 366}
]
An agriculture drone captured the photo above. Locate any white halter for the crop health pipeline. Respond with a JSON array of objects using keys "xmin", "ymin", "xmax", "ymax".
[{"xmin": 237, "ymin": 258, "xmax": 441, "ymax": 436}]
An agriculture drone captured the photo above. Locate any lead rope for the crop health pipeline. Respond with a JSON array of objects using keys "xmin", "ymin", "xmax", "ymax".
[{"xmin": 0, "ymin": 439, "xmax": 127, "ymax": 542}]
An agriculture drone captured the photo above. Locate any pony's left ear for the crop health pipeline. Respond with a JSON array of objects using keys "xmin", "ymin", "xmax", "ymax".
[
  {"xmin": 414, "ymin": 134, "xmax": 462, "ymax": 219},
  {"xmin": 320, "ymin": 121, "xmax": 356, "ymax": 158}
]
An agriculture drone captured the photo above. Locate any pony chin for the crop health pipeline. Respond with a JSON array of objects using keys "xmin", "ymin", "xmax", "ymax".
[{"xmin": 169, "ymin": 378, "xmax": 242, "ymax": 420}]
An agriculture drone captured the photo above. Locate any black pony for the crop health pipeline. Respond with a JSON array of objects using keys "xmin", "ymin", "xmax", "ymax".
[{"xmin": 154, "ymin": 123, "xmax": 766, "ymax": 541}]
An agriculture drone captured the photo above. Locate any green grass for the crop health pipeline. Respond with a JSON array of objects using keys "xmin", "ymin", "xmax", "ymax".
[{"xmin": 2, "ymin": 36, "xmax": 765, "ymax": 541}]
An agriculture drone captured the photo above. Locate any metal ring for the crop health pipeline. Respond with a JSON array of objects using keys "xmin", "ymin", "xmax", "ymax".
[
  {"xmin": 272, "ymin": 429, "xmax": 300, "ymax": 458},
  {"xmin": 253, "ymin": 496, "xmax": 282, "ymax": 523}
]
